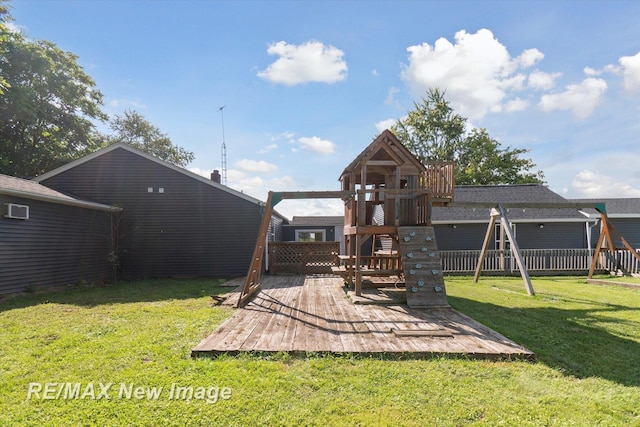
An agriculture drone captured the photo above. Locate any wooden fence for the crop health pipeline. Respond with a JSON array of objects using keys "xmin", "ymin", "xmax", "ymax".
[
  {"xmin": 268, "ymin": 242, "xmax": 340, "ymax": 274},
  {"xmin": 268, "ymin": 244, "xmax": 640, "ymax": 276},
  {"xmin": 441, "ymin": 248, "xmax": 640, "ymax": 275}
]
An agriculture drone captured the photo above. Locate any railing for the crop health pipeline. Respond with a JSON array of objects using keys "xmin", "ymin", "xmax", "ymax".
[
  {"xmin": 422, "ymin": 162, "xmax": 455, "ymax": 200},
  {"xmin": 356, "ymin": 189, "xmax": 432, "ymax": 226},
  {"xmin": 597, "ymin": 248, "xmax": 640, "ymax": 275},
  {"xmin": 441, "ymin": 248, "xmax": 596, "ymax": 274},
  {"xmin": 269, "ymin": 245, "xmax": 640, "ymax": 276},
  {"xmin": 268, "ymin": 242, "xmax": 340, "ymax": 274}
]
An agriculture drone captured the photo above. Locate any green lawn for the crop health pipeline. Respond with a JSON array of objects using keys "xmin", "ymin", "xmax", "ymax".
[{"xmin": 0, "ymin": 276, "xmax": 638, "ymax": 426}]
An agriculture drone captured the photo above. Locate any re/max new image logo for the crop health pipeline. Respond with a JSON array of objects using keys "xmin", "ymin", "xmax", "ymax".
[{"xmin": 27, "ymin": 382, "xmax": 232, "ymax": 404}]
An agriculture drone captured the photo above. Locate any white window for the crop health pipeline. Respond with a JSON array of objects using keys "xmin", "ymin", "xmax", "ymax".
[
  {"xmin": 295, "ymin": 229, "xmax": 325, "ymax": 242},
  {"xmin": 4, "ymin": 203, "xmax": 29, "ymax": 220},
  {"xmin": 147, "ymin": 187, "xmax": 153, "ymax": 193}
]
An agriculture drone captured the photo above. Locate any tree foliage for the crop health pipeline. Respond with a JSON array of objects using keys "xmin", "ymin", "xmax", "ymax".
[
  {"xmin": 0, "ymin": 5, "xmax": 106, "ymax": 178},
  {"xmin": 99, "ymin": 110, "xmax": 194, "ymax": 168},
  {"xmin": 392, "ymin": 88, "xmax": 544, "ymax": 185}
]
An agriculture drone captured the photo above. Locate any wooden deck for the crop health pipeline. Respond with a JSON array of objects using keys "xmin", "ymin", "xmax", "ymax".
[{"xmin": 192, "ymin": 275, "xmax": 534, "ymax": 359}]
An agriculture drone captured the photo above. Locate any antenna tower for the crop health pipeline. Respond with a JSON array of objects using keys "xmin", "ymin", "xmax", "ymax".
[{"xmin": 218, "ymin": 105, "xmax": 227, "ymax": 185}]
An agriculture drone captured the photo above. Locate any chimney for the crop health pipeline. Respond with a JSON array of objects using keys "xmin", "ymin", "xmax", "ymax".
[{"xmin": 211, "ymin": 170, "xmax": 221, "ymax": 184}]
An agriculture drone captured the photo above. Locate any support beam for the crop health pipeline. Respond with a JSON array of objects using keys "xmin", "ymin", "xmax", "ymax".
[
  {"xmin": 588, "ymin": 211, "xmax": 640, "ymax": 278},
  {"xmin": 496, "ymin": 204, "xmax": 535, "ymax": 296},
  {"xmin": 474, "ymin": 204, "xmax": 535, "ymax": 296},
  {"xmin": 474, "ymin": 210, "xmax": 498, "ymax": 283},
  {"xmin": 237, "ymin": 192, "xmax": 274, "ymax": 307}
]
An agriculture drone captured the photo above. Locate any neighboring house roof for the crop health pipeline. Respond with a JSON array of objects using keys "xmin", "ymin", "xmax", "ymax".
[
  {"xmin": 288, "ymin": 216, "xmax": 344, "ymax": 227},
  {"xmin": 0, "ymin": 173, "xmax": 121, "ymax": 212},
  {"xmin": 432, "ymin": 184, "xmax": 590, "ymax": 223},
  {"xmin": 571, "ymin": 198, "xmax": 640, "ymax": 218},
  {"xmin": 33, "ymin": 142, "xmax": 286, "ymax": 218}
]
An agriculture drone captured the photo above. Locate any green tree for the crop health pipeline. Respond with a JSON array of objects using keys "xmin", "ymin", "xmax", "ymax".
[
  {"xmin": 392, "ymin": 88, "xmax": 544, "ymax": 185},
  {"xmin": 0, "ymin": 4, "xmax": 106, "ymax": 178},
  {"xmin": 100, "ymin": 110, "xmax": 194, "ymax": 168}
]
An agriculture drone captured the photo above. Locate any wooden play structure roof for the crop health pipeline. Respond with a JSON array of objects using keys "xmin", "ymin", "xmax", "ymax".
[{"xmin": 340, "ymin": 129, "xmax": 426, "ymax": 187}]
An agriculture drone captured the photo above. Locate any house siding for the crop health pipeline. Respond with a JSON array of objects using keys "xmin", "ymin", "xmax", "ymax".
[
  {"xmin": 516, "ymin": 223, "xmax": 586, "ymax": 249},
  {"xmin": 434, "ymin": 224, "xmax": 488, "ymax": 250},
  {"xmin": 592, "ymin": 218, "xmax": 640, "ymax": 249},
  {"xmin": 39, "ymin": 148, "xmax": 266, "ymax": 279},
  {"xmin": 0, "ymin": 195, "xmax": 113, "ymax": 294},
  {"xmin": 282, "ymin": 225, "xmax": 337, "ymax": 242},
  {"xmin": 434, "ymin": 222, "xmax": 587, "ymax": 251}
]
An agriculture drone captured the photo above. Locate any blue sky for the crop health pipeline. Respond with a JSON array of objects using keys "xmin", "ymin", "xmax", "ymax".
[{"xmin": 10, "ymin": 0, "xmax": 640, "ymax": 219}]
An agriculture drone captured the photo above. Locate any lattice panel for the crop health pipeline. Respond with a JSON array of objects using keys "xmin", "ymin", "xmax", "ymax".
[{"xmin": 269, "ymin": 242, "xmax": 340, "ymax": 274}]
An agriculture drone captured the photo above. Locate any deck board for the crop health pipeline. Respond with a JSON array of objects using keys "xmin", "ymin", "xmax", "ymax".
[{"xmin": 192, "ymin": 275, "xmax": 534, "ymax": 359}]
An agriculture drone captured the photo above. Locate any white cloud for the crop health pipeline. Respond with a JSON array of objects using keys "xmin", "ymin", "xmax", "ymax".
[
  {"xmin": 235, "ymin": 159, "xmax": 278, "ymax": 173},
  {"xmin": 6, "ymin": 22, "xmax": 25, "ymax": 33},
  {"xmin": 269, "ymin": 131, "xmax": 296, "ymax": 143},
  {"xmin": 385, "ymin": 86, "xmax": 400, "ymax": 107},
  {"xmin": 296, "ymin": 136, "xmax": 336, "ymax": 155},
  {"xmin": 619, "ymin": 51, "xmax": 640, "ymax": 92},
  {"xmin": 189, "ymin": 167, "xmax": 214, "ymax": 179},
  {"xmin": 528, "ymin": 70, "xmax": 561, "ymax": 90},
  {"xmin": 257, "ymin": 40, "xmax": 348, "ymax": 85},
  {"xmin": 584, "ymin": 64, "xmax": 621, "ymax": 77},
  {"xmin": 571, "ymin": 170, "xmax": 640, "ymax": 198},
  {"xmin": 401, "ymin": 29, "xmax": 543, "ymax": 119},
  {"xmin": 372, "ymin": 69, "xmax": 380, "ymax": 77},
  {"xmin": 538, "ymin": 77, "xmax": 607, "ymax": 119},
  {"xmin": 268, "ymin": 175, "xmax": 297, "ymax": 189},
  {"xmin": 504, "ymin": 97, "xmax": 529, "ymax": 112},
  {"xmin": 513, "ymin": 48, "xmax": 545, "ymax": 69},
  {"xmin": 231, "ymin": 175, "xmax": 265, "ymax": 197},
  {"xmin": 275, "ymin": 199, "xmax": 343, "ymax": 219},
  {"xmin": 107, "ymin": 98, "xmax": 147, "ymax": 110},
  {"xmin": 259, "ymin": 144, "xmax": 278, "ymax": 154},
  {"xmin": 375, "ymin": 118, "xmax": 397, "ymax": 133}
]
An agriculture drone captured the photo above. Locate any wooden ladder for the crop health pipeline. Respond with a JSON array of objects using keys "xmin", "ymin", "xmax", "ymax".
[{"xmin": 236, "ymin": 192, "xmax": 274, "ymax": 307}]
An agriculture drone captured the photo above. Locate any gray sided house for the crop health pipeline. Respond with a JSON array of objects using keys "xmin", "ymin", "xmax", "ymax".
[
  {"xmin": 573, "ymin": 198, "xmax": 640, "ymax": 248},
  {"xmin": 0, "ymin": 174, "xmax": 120, "ymax": 295},
  {"xmin": 283, "ymin": 216, "xmax": 344, "ymax": 247},
  {"xmin": 35, "ymin": 143, "xmax": 285, "ymax": 280},
  {"xmin": 431, "ymin": 184, "xmax": 596, "ymax": 251}
]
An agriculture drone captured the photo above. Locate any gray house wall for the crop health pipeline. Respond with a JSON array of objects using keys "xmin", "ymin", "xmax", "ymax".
[
  {"xmin": 39, "ymin": 147, "xmax": 271, "ymax": 279},
  {"xmin": 434, "ymin": 224, "xmax": 487, "ymax": 250},
  {"xmin": 282, "ymin": 225, "xmax": 337, "ymax": 242},
  {"xmin": 0, "ymin": 195, "xmax": 114, "ymax": 295},
  {"xmin": 592, "ymin": 218, "xmax": 640, "ymax": 248},
  {"xmin": 434, "ymin": 222, "xmax": 587, "ymax": 251}
]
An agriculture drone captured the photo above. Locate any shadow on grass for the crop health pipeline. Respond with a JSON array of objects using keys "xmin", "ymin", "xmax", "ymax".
[
  {"xmin": 0, "ymin": 278, "xmax": 231, "ymax": 312},
  {"xmin": 449, "ymin": 295, "xmax": 640, "ymax": 387}
]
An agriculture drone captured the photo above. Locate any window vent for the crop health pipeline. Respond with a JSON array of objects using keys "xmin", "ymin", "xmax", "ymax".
[{"xmin": 4, "ymin": 203, "xmax": 29, "ymax": 220}]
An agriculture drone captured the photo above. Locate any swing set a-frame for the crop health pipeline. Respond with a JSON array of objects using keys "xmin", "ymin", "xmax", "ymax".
[{"xmin": 468, "ymin": 201, "xmax": 640, "ymax": 295}]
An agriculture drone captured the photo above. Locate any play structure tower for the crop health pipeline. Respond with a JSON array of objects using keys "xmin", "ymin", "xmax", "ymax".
[
  {"xmin": 337, "ymin": 130, "xmax": 455, "ymax": 307},
  {"xmin": 237, "ymin": 130, "xmax": 455, "ymax": 308}
]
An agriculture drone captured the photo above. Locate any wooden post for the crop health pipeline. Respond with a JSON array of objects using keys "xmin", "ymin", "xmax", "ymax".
[
  {"xmin": 355, "ymin": 233, "xmax": 362, "ymax": 296},
  {"xmin": 474, "ymin": 209, "xmax": 498, "ymax": 282},
  {"xmin": 496, "ymin": 204, "xmax": 535, "ymax": 296},
  {"xmin": 588, "ymin": 217, "xmax": 608, "ymax": 279},
  {"xmin": 236, "ymin": 191, "xmax": 274, "ymax": 307},
  {"xmin": 589, "ymin": 211, "xmax": 640, "ymax": 278}
]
